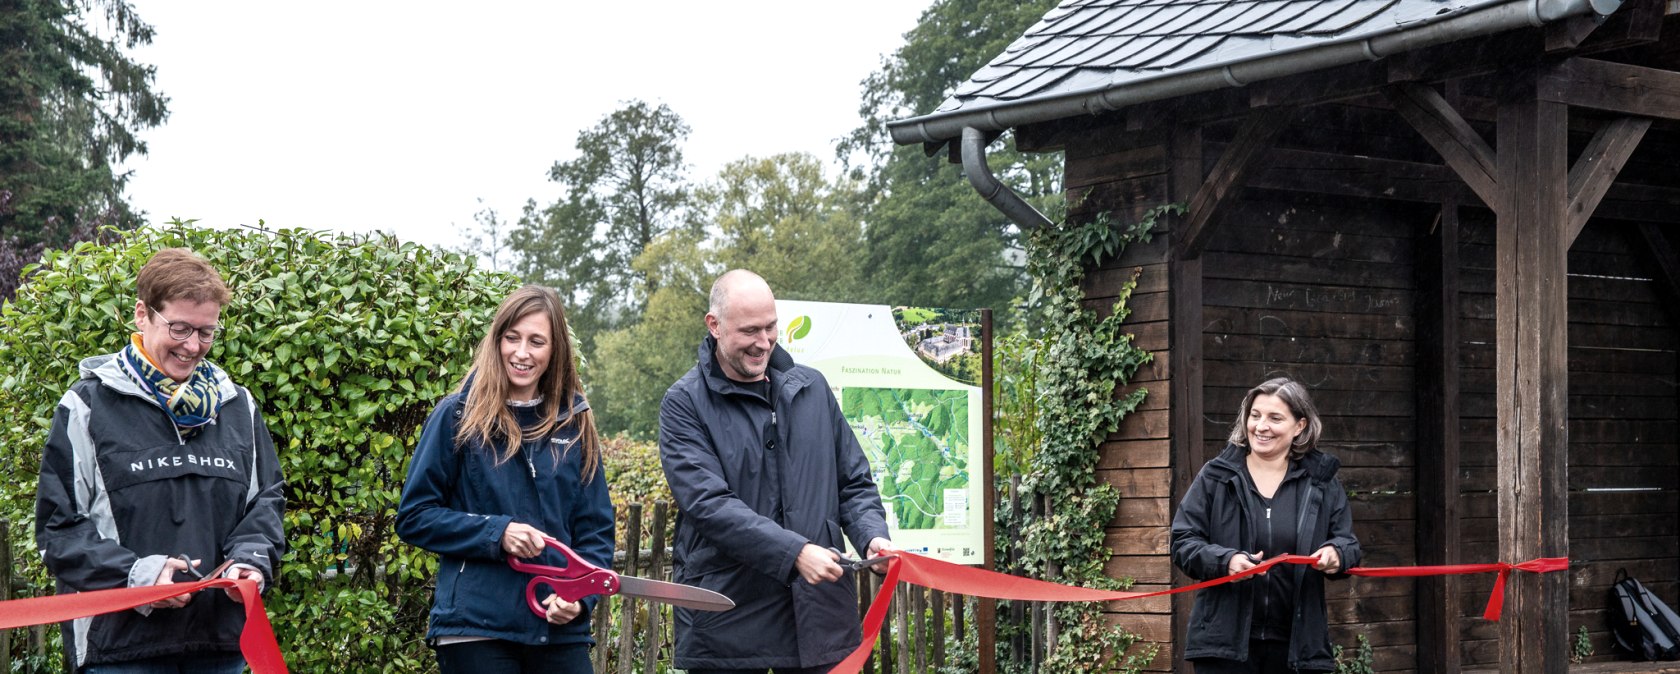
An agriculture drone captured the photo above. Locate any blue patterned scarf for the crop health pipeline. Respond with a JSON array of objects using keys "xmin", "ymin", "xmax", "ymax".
[{"xmin": 120, "ymin": 334, "xmax": 225, "ymax": 435}]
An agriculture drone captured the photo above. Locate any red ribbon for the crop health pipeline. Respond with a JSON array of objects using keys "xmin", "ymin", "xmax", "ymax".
[
  {"xmin": 0, "ymin": 577, "xmax": 287, "ymax": 673},
  {"xmin": 831, "ymin": 552, "xmax": 1569, "ymax": 674}
]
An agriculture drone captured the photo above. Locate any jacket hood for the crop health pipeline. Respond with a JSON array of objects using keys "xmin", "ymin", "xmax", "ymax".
[
  {"xmin": 1207, "ymin": 442, "xmax": 1342, "ymax": 483},
  {"xmin": 79, "ymin": 351, "xmax": 240, "ymax": 404}
]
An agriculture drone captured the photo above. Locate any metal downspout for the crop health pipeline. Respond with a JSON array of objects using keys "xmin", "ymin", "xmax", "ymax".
[{"xmin": 961, "ymin": 127, "xmax": 1054, "ymax": 231}]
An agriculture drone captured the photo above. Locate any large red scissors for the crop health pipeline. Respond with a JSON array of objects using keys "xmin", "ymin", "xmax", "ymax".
[{"xmin": 507, "ymin": 537, "xmax": 736, "ymax": 618}]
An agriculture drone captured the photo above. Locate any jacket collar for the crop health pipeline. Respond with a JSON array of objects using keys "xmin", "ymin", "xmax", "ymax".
[
  {"xmin": 696, "ymin": 333, "xmax": 810, "ymax": 400},
  {"xmin": 79, "ymin": 351, "xmax": 241, "ymax": 405},
  {"xmin": 1205, "ymin": 442, "xmax": 1340, "ymax": 484}
]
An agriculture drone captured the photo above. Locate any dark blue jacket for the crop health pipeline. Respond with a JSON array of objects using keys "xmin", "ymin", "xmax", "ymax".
[
  {"xmin": 1170, "ymin": 444, "xmax": 1361, "ymax": 671},
  {"xmin": 396, "ymin": 391, "xmax": 614, "ymax": 647},
  {"xmin": 659, "ymin": 336, "xmax": 890, "ymax": 669}
]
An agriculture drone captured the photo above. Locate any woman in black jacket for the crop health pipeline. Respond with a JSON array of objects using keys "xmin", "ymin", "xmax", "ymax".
[{"xmin": 1170, "ymin": 377, "xmax": 1361, "ymax": 673}]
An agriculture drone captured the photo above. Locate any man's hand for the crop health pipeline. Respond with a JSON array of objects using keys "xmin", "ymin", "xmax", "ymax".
[
  {"xmin": 223, "ymin": 566, "xmax": 264, "ymax": 603},
  {"xmin": 149, "ymin": 557, "xmax": 198, "ymax": 609},
  {"xmin": 501, "ymin": 522, "xmax": 550, "ymax": 559},
  {"xmin": 794, "ymin": 543, "xmax": 844, "ymax": 585},
  {"xmin": 867, "ymin": 537, "xmax": 894, "ymax": 556}
]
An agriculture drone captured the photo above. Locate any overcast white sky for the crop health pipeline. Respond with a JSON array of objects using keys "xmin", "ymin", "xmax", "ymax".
[{"xmin": 119, "ymin": 2, "xmax": 934, "ymax": 250}]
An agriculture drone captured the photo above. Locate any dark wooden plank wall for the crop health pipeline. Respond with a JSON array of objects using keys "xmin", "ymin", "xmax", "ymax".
[
  {"xmin": 1071, "ymin": 131, "xmax": 1178, "ymax": 672},
  {"xmin": 1199, "ymin": 190, "xmax": 1430, "ymax": 674},
  {"xmin": 1064, "ymin": 96, "xmax": 1680, "ymax": 672},
  {"xmin": 1457, "ymin": 213, "xmax": 1680, "ymax": 667}
]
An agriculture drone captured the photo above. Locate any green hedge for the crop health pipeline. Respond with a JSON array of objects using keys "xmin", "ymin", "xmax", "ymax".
[{"xmin": 0, "ymin": 224, "xmax": 520, "ymax": 671}]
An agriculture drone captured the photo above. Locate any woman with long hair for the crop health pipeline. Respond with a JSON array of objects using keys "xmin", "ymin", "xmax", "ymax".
[{"xmin": 397, "ymin": 285, "xmax": 613, "ymax": 674}]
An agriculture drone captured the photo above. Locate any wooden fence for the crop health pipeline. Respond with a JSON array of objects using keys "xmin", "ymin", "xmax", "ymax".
[{"xmin": 0, "ymin": 519, "xmax": 71, "ymax": 674}]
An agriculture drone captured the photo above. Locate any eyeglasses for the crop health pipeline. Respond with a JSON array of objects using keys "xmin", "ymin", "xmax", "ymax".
[{"xmin": 149, "ymin": 310, "xmax": 220, "ymax": 343}]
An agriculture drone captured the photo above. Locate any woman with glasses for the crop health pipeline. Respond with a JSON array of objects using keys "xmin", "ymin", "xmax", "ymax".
[
  {"xmin": 396, "ymin": 285, "xmax": 613, "ymax": 674},
  {"xmin": 35, "ymin": 248, "xmax": 286, "ymax": 673}
]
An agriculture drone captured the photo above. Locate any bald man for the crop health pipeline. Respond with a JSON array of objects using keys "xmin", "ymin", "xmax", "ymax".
[{"xmin": 659, "ymin": 269, "xmax": 892, "ymax": 674}]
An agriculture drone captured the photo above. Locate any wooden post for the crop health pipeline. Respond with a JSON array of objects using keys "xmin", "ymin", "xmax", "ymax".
[
  {"xmin": 881, "ymin": 574, "xmax": 895, "ymax": 674},
  {"xmin": 1, "ymin": 519, "xmax": 11, "ymax": 674},
  {"xmin": 618, "ymin": 503, "xmax": 643, "ymax": 674},
  {"xmin": 895, "ymin": 584, "xmax": 910, "ymax": 674},
  {"xmin": 639, "ymin": 502, "xmax": 668, "ymax": 674},
  {"xmin": 931, "ymin": 589, "xmax": 946, "ymax": 669},
  {"xmin": 1415, "ymin": 198, "xmax": 1463, "ymax": 674},
  {"xmin": 861, "ymin": 570, "xmax": 877, "ymax": 674},
  {"xmin": 912, "ymin": 585, "xmax": 926, "ymax": 672},
  {"xmin": 1494, "ymin": 67, "xmax": 1570, "ymax": 674},
  {"xmin": 979, "ymin": 307, "xmax": 997, "ymax": 674},
  {"xmin": 1168, "ymin": 124, "xmax": 1207, "ymax": 670}
]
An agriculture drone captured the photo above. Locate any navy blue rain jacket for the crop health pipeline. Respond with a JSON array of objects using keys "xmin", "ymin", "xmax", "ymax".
[
  {"xmin": 659, "ymin": 336, "xmax": 891, "ymax": 669},
  {"xmin": 396, "ymin": 391, "xmax": 614, "ymax": 647},
  {"xmin": 1170, "ymin": 443, "xmax": 1361, "ymax": 671}
]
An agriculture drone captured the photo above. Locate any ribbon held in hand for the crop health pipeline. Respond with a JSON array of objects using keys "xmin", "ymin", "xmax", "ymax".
[
  {"xmin": 0, "ymin": 574, "xmax": 287, "ymax": 674},
  {"xmin": 830, "ymin": 552, "xmax": 1570, "ymax": 674}
]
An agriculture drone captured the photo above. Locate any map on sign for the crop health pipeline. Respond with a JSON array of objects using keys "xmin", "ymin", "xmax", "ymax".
[{"xmin": 843, "ymin": 387, "xmax": 970, "ymax": 530}]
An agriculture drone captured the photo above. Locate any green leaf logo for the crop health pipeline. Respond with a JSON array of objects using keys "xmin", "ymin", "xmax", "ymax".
[{"xmin": 786, "ymin": 315, "xmax": 812, "ymax": 342}]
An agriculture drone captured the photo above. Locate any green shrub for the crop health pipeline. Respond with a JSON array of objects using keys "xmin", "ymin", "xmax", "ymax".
[
  {"xmin": 600, "ymin": 433, "xmax": 674, "ymax": 543},
  {"xmin": 0, "ymin": 222, "xmax": 519, "ymax": 672}
]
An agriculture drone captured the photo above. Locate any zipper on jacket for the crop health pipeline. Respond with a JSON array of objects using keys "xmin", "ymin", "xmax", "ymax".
[{"xmin": 1261, "ymin": 501, "xmax": 1274, "ymax": 641}]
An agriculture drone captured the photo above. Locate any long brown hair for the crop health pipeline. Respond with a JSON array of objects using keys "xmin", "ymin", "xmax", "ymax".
[{"xmin": 453, "ymin": 285, "xmax": 600, "ymax": 480}]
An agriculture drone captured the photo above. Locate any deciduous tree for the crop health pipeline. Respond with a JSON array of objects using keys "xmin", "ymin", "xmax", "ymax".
[
  {"xmin": 509, "ymin": 100, "xmax": 691, "ymax": 346},
  {"xmin": 838, "ymin": 0, "xmax": 1062, "ymax": 315}
]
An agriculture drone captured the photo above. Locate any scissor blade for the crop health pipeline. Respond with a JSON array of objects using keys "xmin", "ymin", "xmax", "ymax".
[{"xmin": 616, "ymin": 575, "xmax": 735, "ymax": 612}]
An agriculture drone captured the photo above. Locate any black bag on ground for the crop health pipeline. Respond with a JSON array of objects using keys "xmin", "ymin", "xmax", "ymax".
[{"xmin": 1610, "ymin": 568, "xmax": 1680, "ymax": 661}]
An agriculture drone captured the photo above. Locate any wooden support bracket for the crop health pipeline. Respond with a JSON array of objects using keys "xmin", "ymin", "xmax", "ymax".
[
  {"xmin": 1566, "ymin": 117, "xmax": 1652, "ymax": 244},
  {"xmin": 1172, "ymin": 106, "xmax": 1292, "ymax": 260},
  {"xmin": 1384, "ymin": 82, "xmax": 1500, "ymax": 211}
]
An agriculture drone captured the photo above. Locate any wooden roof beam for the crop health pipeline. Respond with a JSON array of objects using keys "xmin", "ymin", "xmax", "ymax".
[
  {"xmin": 1240, "ymin": 147, "xmax": 1680, "ymax": 224},
  {"xmin": 1566, "ymin": 117, "xmax": 1652, "ymax": 243},
  {"xmin": 1545, "ymin": 0, "xmax": 1665, "ymax": 54},
  {"xmin": 1538, "ymin": 57, "xmax": 1680, "ymax": 120},
  {"xmin": 1384, "ymin": 82, "xmax": 1500, "ymax": 211},
  {"xmin": 1172, "ymin": 106, "xmax": 1292, "ymax": 261}
]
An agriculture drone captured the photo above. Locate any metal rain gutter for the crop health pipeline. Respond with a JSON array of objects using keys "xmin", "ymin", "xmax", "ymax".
[
  {"xmin": 961, "ymin": 127, "xmax": 1054, "ymax": 231},
  {"xmin": 891, "ymin": 0, "xmax": 1622, "ymax": 146}
]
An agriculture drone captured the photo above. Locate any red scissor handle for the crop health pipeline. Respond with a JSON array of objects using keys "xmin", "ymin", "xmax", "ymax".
[{"xmin": 507, "ymin": 537, "xmax": 622, "ymax": 619}]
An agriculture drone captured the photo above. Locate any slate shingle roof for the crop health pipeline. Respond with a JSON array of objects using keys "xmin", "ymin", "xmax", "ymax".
[
  {"xmin": 890, "ymin": 0, "xmax": 1616, "ymax": 144},
  {"xmin": 951, "ymin": 0, "xmax": 1479, "ymax": 112}
]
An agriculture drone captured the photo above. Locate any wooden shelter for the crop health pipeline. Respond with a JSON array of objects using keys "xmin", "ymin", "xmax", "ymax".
[{"xmin": 890, "ymin": 0, "xmax": 1680, "ymax": 671}]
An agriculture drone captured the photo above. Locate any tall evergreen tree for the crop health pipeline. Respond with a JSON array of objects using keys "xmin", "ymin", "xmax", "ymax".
[{"xmin": 0, "ymin": 0, "xmax": 167, "ymax": 249}]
